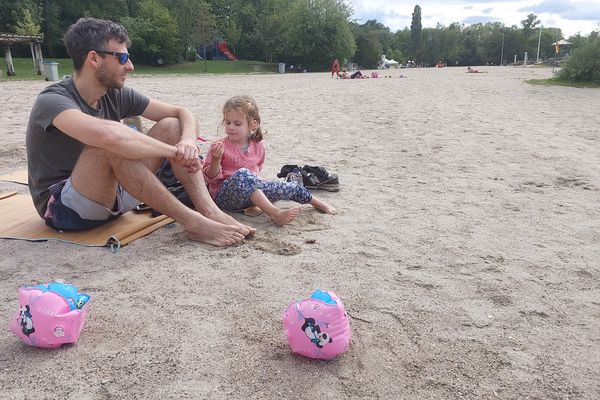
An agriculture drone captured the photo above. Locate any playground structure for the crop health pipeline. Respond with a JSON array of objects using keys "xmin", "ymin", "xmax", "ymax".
[
  {"xmin": 1, "ymin": 33, "xmax": 45, "ymax": 76},
  {"xmin": 199, "ymin": 40, "xmax": 237, "ymax": 61}
]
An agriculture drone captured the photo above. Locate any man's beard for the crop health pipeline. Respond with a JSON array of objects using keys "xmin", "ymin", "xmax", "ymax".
[{"xmin": 96, "ymin": 64, "xmax": 123, "ymax": 89}]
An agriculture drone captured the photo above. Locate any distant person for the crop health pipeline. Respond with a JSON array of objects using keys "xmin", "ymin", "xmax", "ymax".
[
  {"xmin": 467, "ymin": 66, "xmax": 487, "ymax": 73},
  {"xmin": 331, "ymin": 58, "xmax": 340, "ymax": 78},
  {"xmin": 337, "ymin": 69, "xmax": 366, "ymax": 79},
  {"xmin": 203, "ymin": 95, "xmax": 336, "ymax": 225},
  {"xmin": 25, "ymin": 17, "xmax": 253, "ymax": 247}
]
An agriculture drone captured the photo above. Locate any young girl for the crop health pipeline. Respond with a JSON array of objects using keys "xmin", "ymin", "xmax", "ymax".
[{"xmin": 203, "ymin": 95, "xmax": 336, "ymax": 225}]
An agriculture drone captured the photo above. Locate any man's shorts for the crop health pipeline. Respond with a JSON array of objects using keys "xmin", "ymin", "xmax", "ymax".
[{"xmin": 44, "ymin": 178, "xmax": 140, "ymax": 231}]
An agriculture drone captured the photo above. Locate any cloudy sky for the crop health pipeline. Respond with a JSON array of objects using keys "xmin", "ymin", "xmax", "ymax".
[{"xmin": 351, "ymin": 0, "xmax": 600, "ymax": 37}]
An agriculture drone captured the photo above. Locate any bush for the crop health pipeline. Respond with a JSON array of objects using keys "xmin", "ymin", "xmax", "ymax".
[{"xmin": 558, "ymin": 36, "xmax": 600, "ymax": 84}]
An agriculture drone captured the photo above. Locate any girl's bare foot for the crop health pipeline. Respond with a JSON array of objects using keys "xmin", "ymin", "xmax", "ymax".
[
  {"xmin": 269, "ymin": 207, "xmax": 301, "ymax": 225},
  {"xmin": 310, "ymin": 198, "xmax": 336, "ymax": 215}
]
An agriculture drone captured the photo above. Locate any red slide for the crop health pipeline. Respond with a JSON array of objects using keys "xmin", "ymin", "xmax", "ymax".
[{"xmin": 217, "ymin": 42, "xmax": 237, "ymax": 60}]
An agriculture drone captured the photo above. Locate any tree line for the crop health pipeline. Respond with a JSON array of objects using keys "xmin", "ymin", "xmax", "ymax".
[{"xmin": 1, "ymin": 1, "xmax": 597, "ymax": 72}]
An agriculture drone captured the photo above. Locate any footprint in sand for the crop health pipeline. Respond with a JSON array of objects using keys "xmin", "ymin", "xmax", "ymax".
[{"xmin": 249, "ymin": 234, "xmax": 301, "ymax": 256}]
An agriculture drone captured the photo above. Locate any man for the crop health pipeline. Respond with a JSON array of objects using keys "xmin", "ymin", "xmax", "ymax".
[{"xmin": 26, "ymin": 17, "xmax": 254, "ymax": 246}]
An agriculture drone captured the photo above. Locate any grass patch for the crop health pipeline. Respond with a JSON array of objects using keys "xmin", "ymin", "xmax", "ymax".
[
  {"xmin": 1, "ymin": 58, "xmax": 278, "ymax": 81},
  {"xmin": 527, "ymin": 77, "xmax": 600, "ymax": 88}
]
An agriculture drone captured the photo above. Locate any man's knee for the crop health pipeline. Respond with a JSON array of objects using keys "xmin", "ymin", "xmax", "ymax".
[{"xmin": 148, "ymin": 117, "xmax": 182, "ymax": 144}]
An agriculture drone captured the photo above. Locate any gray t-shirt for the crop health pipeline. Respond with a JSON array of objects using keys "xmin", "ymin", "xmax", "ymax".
[{"xmin": 26, "ymin": 77, "xmax": 150, "ymax": 217}]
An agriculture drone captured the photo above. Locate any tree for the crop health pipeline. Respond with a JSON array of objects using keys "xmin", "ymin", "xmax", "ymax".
[
  {"xmin": 121, "ymin": 0, "xmax": 181, "ymax": 65},
  {"xmin": 410, "ymin": 5, "xmax": 422, "ymax": 63},
  {"xmin": 169, "ymin": 0, "xmax": 213, "ymax": 61},
  {"xmin": 252, "ymin": 12, "xmax": 282, "ymax": 63},
  {"xmin": 521, "ymin": 13, "xmax": 540, "ymax": 36},
  {"xmin": 280, "ymin": 0, "xmax": 355, "ymax": 71},
  {"xmin": 194, "ymin": 2, "xmax": 217, "ymax": 70},
  {"xmin": 353, "ymin": 29, "xmax": 383, "ymax": 68},
  {"xmin": 351, "ymin": 19, "xmax": 392, "ymax": 68},
  {"xmin": 393, "ymin": 28, "xmax": 411, "ymax": 63},
  {"xmin": 220, "ymin": 17, "xmax": 242, "ymax": 56},
  {"xmin": 125, "ymin": 0, "xmax": 140, "ymax": 16},
  {"xmin": 15, "ymin": 8, "xmax": 42, "ymax": 36},
  {"xmin": 40, "ymin": 0, "xmax": 62, "ymax": 57},
  {"xmin": 459, "ymin": 29, "xmax": 480, "ymax": 65}
]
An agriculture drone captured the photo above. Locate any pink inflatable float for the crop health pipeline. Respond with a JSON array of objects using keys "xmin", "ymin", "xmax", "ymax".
[
  {"xmin": 9, "ymin": 282, "xmax": 90, "ymax": 349},
  {"xmin": 282, "ymin": 290, "xmax": 351, "ymax": 360}
]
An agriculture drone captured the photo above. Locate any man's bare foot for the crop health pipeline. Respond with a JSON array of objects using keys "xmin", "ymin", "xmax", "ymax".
[
  {"xmin": 185, "ymin": 217, "xmax": 245, "ymax": 247},
  {"xmin": 203, "ymin": 208, "xmax": 257, "ymax": 236},
  {"xmin": 310, "ymin": 198, "xmax": 337, "ymax": 215},
  {"xmin": 269, "ymin": 207, "xmax": 301, "ymax": 225}
]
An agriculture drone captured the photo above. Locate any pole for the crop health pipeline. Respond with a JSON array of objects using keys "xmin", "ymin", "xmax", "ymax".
[
  {"xmin": 500, "ymin": 31, "xmax": 505, "ymax": 66},
  {"xmin": 4, "ymin": 45, "xmax": 15, "ymax": 76},
  {"xmin": 536, "ymin": 24, "xmax": 542, "ymax": 62}
]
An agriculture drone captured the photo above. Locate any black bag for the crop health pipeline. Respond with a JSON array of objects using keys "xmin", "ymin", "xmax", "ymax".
[{"xmin": 277, "ymin": 164, "xmax": 340, "ymax": 192}]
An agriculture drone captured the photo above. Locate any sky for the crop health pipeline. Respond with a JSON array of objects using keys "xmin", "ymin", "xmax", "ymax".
[{"xmin": 351, "ymin": 0, "xmax": 600, "ymax": 38}]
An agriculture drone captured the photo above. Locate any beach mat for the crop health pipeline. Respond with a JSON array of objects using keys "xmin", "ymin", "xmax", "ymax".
[
  {"xmin": 0, "ymin": 169, "xmax": 28, "ymax": 185},
  {"xmin": 0, "ymin": 192, "xmax": 175, "ymax": 251}
]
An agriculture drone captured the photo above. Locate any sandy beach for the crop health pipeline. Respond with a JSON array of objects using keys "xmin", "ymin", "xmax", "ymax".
[{"xmin": 1, "ymin": 66, "xmax": 599, "ymax": 399}]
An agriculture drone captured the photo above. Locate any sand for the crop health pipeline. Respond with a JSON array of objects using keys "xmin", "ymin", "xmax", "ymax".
[{"xmin": 1, "ymin": 66, "xmax": 599, "ymax": 399}]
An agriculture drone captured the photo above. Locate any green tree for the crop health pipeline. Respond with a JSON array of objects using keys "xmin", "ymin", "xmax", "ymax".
[
  {"xmin": 195, "ymin": 2, "xmax": 217, "ymax": 69},
  {"xmin": 252, "ymin": 12, "xmax": 282, "ymax": 63},
  {"xmin": 280, "ymin": 0, "xmax": 355, "ymax": 71},
  {"xmin": 125, "ymin": 0, "xmax": 140, "ymax": 16},
  {"xmin": 538, "ymin": 27, "xmax": 562, "ymax": 59},
  {"xmin": 392, "ymin": 28, "xmax": 411, "ymax": 63},
  {"xmin": 410, "ymin": 5, "xmax": 422, "ymax": 63},
  {"xmin": 40, "ymin": 0, "xmax": 62, "ymax": 57},
  {"xmin": 220, "ymin": 17, "xmax": 242, "ymax": 56},
  {"xmin": 521, "ymin": 13, "xmax": 540, "ymax": 36},
  {"xmin": 351, "ymin": 19, "xmax": 391, "ymax": 68},
  {"xmin": 168, "ymin": 0, "xmax": 214, "ymax": 60},
  {"xmin": 121, "ymin": 0, "xmax": 181, "ymax": 65},
  {"xmin": 353, "ymin": 29, "xmax": 383, "ymax": 68},
  {"xmin": 15, "ymin": 8, "xmax": 42, "ymax": 35},
  {"xmin": 459, "ymin": 29, "xmax": 480, "ymax": 65}
]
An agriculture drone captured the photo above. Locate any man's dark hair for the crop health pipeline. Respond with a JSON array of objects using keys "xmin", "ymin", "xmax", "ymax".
[{"xmin": 63, "ymin": 18, "xmax": 130, "ymax": 71}]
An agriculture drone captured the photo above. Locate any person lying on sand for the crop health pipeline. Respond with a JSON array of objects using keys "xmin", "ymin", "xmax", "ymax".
[
  {"xmin": 337, "ymin": 69, "xmax": 367, "ymax": 79},
  {"xmin": 26, "ymin": 17, "xmax": 255, "ymax": 247},
  {"xmin": 467, "ymin": 66, "xmax": 488, "ymax": 73}
]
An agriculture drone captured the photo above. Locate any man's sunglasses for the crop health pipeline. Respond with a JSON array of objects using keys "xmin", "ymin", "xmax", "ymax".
[{"xmin": 95, "ymin": 50, "xmax": 130, "ymax": 65}]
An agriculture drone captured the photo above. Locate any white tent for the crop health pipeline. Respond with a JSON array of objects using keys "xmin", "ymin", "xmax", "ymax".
[
  {"xmin": 551, "ymin": 39, "xmax": 572, "ymax": 46},
  {"xmin": 380, "ymin": 55, "xmax": 399, "ymax": 68}
]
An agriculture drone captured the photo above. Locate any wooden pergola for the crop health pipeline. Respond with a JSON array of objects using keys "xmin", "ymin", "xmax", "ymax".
[{"xmin": 0, "ymin": 33, "xmax": 45, "ymax": 76}]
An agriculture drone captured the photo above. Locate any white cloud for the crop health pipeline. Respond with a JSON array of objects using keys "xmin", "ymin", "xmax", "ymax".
[{"xmin": 350, "ymin": 0, "xmax": 600, "ymax": 36}]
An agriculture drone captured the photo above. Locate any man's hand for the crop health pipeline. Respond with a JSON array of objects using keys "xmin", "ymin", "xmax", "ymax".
[{"xmin": 172, "ymin": 138, "xmax": 202, "ymax": 173}]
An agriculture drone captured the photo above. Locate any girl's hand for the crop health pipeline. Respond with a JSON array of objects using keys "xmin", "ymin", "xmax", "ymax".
[{"xmin": 211, "ymin": 142, "xmax": 224, "ymax": 159}]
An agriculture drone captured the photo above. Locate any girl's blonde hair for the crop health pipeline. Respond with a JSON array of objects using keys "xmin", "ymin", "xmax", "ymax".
[{"xmin": 222, "ymin": 95, "xmax": 265, "ymax": 142}]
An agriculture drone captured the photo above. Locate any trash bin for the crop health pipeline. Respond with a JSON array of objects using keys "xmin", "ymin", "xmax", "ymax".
[
  {"xmin": 43, "ymin": 62, "xmax": 59, "ymax": 81},
  {"xmin": 278, "ymin": 62, "xmax": 285, "ymax": 74}
]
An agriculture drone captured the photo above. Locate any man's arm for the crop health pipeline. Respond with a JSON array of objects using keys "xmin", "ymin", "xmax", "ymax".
[
  {"xmin": 141, "ymin": 99, "xmax": 197, "ymax": 141},
  {"xmin": 53, "ymin": 109, "xmax": 178, "ymax": 160}
]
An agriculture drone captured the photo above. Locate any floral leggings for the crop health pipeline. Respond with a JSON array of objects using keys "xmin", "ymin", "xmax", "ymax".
[{"xmin": 215, "ymin": 168, "xmax": 312, "ymax": 210}]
